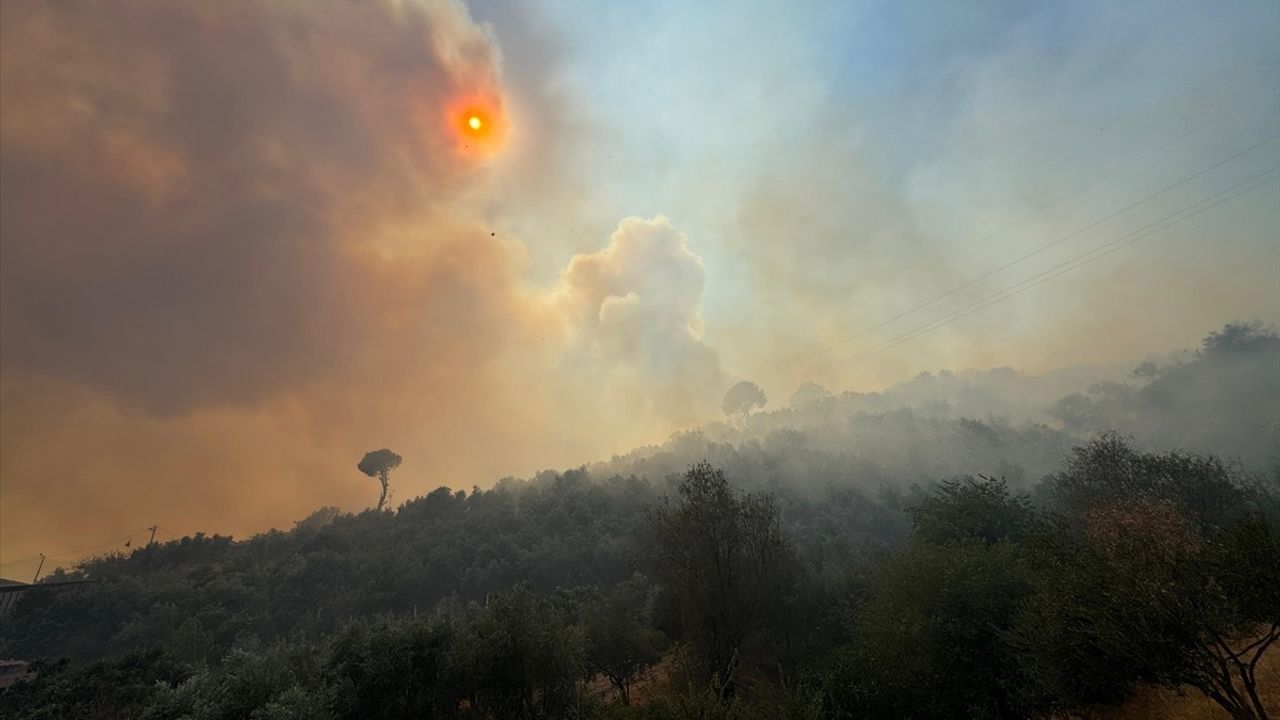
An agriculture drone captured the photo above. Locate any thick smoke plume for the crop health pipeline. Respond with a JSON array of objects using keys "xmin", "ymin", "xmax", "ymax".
[
  {"xmin": 0, "ymin": 0, "xmax": 728, "ymax": 567},
  {"xmin": 553, "ymin": 216, "xmax": 727, "ymax": 424}
]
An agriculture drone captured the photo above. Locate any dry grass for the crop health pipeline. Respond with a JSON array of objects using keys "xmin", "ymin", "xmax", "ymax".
[
  {"xmin": 586, "ymin": 653, "xmax": 678, "ymax": 706},
  {"xmin": 590, "ymin": 641, "xmax": 1279, "ymax": 717},
  {"xmin": 1082, "ymin": 641, "xmax": 1278, "ymax": 720}
]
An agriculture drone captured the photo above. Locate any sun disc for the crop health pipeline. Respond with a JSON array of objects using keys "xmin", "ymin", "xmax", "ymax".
[{"xmin": 445, "ymin": 96, "xmax": 506, "ymax": 156}]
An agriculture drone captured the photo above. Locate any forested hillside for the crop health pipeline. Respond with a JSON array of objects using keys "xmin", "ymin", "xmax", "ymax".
[{"xmin": 2, "ymin": 324, "xmax": 1278, "ymax": 719}]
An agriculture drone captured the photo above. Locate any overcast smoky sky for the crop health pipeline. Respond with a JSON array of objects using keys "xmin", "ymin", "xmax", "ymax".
[{"xmin": 2, "ymin": 0, "xmax": 1278, "ymax": 571}]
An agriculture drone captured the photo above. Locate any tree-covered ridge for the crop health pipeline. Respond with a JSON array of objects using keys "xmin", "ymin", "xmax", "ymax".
[
  {"xmin": 3, "ymin": 437, "xmax": 1278, "ymax": 719},
  {"xmin": 2, "ymin": 399, "xmax": 1094, "ymax": 666},
  {"xmin": 2, "ymin": 324, "xmax": 1278, "ymax": 719},
  {"xmin": 591, "ymin": 323, "xmax": 1279, "ymax": 487}
]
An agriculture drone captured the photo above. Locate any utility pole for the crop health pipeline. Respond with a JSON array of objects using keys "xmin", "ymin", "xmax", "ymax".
[
  {"xmin": 147, "ymin": 526, "xmax": 158, "ymax": 546},
  {"xmin": 32, "ymin": 554, "xmax": 45, "ymax": 584}
]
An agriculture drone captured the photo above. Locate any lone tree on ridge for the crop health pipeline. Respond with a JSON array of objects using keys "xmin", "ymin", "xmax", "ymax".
[{"xmin": 357, "ymin": 449, "xmax": 402, "ymax": 511}]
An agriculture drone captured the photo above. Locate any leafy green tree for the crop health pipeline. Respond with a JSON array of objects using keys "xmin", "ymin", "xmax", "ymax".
[
  {"xmin": 646, "ymin": 462, "xmax": 800, "ymax": 696},
  {"xmin": 1014, "ymin": 498, "xmax": 1279, "ymax": 720},
  {"xmin": 0, "ymin": 651, "xmax": 189, "ymax": 720},
  {"xmin": 910, "ymin": 475, "xmax": 1035, "ymax": 545},
  {"xmin": 827, "ymin": 477, "xmax": 1045, "ymax": 720},
  {"xmin": 174, "ymin": 640, "xmax": 329, "ymax": 720},
  {"xmin": 1013, "ymin": 437, "xmax": 1279, "ymax": 719},
  {"xmin": 325, "ymin": 615, "xmax": 458, "ymax": 720},
  {"xmin": 1049, "ymin": 432, "xmax": 1246, "ymax": 530},
  {"xmin": 584, "ymin": 577, "xmax": 666, "ymax": 705},
  {"xmin": 829, "ymin": 541, "xmax": 1041, "ymax": 720},
  {"xmin": 451, "ymin": 585, "xmax": 587, "ymax": 719}
]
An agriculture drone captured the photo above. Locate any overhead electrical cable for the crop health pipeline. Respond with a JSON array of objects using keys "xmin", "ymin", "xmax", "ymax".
[
  {"xmin": 805, "ymin": 165, "xmax": 1280, "ymax": 377},
  {"xmin": 786, "ymin": 83, "xmax": 1280, "ymax": 369},
  {"xmin": 785, "ymin": 132, "xmax": 1280, "ymax": 383}
]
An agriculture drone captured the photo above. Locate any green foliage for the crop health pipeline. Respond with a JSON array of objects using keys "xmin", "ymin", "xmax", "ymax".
[
  {"xmin": 326, "ymin": 615, "xmax": 457, "ymax": 720},
  {"xmin": 827, "ymin": 540, "xmax": 1041, "ymax": 719},
  {"xmin": 0, "ymin": 651, "xmax": 190, "ymax": 720},
  {"xmin": 910, "ymin": 475, "xmax": 1036, "ymax": 545},
  {"xmin": 5, "ymin": 425, "xmax": 1278, "ymax": 719},
  {"xmin": 170, "ymin": 640, "xmax": 329, "ymax": 720},
  {"xmin": 452, "ymin": 584, "xmax": 587, "ymax": 719},
  {"xmin": 825, "ymin": 442, "xmax": 1280, "ymax": 720},
  {"xmin": 1014, "ymin": 453, "xmax": 1280, "ymax": 719},
  {"xmin": 0, "ymin": 474, "xmax": 656, "ymax": 663},
  {"xmin": 1049, "ymin": 432, "xmax": 1248, "ymax": 529},
  {"xmin": 585, "ymin": 576, "xmax": 667, "ymax": 705},
  {"xmin": 645, "ymin": 462, "xmax": 801, "ymax": 692},
  {"xmin": 1, "ymin": 589, "xmax": 592, "ymax": 720}
]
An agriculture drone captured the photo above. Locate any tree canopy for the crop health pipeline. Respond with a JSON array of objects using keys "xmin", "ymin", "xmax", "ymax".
[
  {"xmin": 4, "ymin": 328, "xmax": 1278, "ymax": 720},
  {"xmin": 721, "ymin": 381, "xmax": 767, "ymax": 416},
  {"xmin": 357, "ymin": 449, "xmax": 402, "ymax": 511}
]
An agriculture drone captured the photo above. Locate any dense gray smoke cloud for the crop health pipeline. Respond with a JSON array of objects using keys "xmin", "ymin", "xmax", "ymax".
[
  {"xmin": 1, "ymin": 0, "xmax": 508, "ymax": 412},
  {"xmin": 0, "ymin": 1, "xmax": 730, "ymax": 568},
  {"xmin": 1, "ymin": 0, "xmax": 1275, "ymax": 576}
]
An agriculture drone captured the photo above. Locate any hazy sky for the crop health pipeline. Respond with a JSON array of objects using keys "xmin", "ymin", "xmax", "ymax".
[{"xmin": 2, "ymin": 0, "xmax": 1277, "ymax": 574}]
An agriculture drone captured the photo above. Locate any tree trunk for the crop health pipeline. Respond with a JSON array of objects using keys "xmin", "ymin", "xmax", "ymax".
[
  {"xmin": 1200, "ymin": 627, "xmax": 1278, "ymax": 720},
  {"xmin": 1228, "ymin": 706, "xmax": 1260, "ymax": 720},
  {"xmin": 1196, "ymin": 678, "xmax": 1261, "ymax": 720},
  {"xmin": 376, "ymin": 470, "xmax": 389, "ymax": 510}
]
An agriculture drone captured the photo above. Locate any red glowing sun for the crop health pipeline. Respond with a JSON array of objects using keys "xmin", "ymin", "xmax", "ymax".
[{"xmin": 447, "ymin": 95, "xmax": 506, "ymax": 156}]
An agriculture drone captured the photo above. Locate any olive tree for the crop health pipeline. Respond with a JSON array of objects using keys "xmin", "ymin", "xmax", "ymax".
[
  {"xmin": 646, "ymin": 462, "xmax": 799, "ymax": 697},
  {"xmin": 1016, "ymin": 436, "xmax": 1280, "ymax": 720}
]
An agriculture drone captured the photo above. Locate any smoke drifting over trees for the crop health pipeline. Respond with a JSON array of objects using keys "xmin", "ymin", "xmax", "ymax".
[
  {"xmin": 2, "ymin": 322, "xmax": 1276, "ymax": 718},
  {"xmin": 1048, "ymin": 322, "xmax": 1280, "ymax": 468},
  {"xmin": 0, "ymin": 0, "xmax": 737, "ymax": 567},
  {"xmin": 721, "ymin": 381, "xmax": 767, "ymax": 417},
  {"xmin": 1, "ymin": 0, "xmax": 1277, "ymax": 716}
]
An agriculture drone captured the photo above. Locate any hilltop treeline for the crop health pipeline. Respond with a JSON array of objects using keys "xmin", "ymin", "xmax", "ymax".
[
  {"xmin": 2, "ymin": 324, "xmax": 1278, "ymax": 719},
  {"xmin": 617, "ymin": 321, "xmax": 1279, "ymax": 474},
  {"xmin": 4, "ymin": 437, "xmax": 1277, "ymax": 719}
]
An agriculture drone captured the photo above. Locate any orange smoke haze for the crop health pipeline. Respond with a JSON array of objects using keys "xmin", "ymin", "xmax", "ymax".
[{"xmin": 0, "ymin": 0, "xmax": 728, "ymax": 573}]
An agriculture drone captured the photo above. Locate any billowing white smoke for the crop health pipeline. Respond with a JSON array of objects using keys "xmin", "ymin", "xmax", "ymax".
[{"xmin": 552, "ymin": 216, "xmax": 728, "ymax": 424}]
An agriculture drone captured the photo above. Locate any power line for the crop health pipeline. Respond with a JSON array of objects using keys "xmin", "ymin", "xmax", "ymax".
[
  {"xmin": 787, "ymin": 83, "xmax": 1280, "ymax": 369},
  {"xmin": 786, "ymin": 131, "xmax": 1280, "ymax": 383},
  {"xmin": 812, "ymin": 167, "xmax": 1278, "ymax": 375},
  {"xmin": 892, "ymin": 84, "xmax": 1279, "ymax": 279},
  {"xmin": 778, "ymin": 81, "xmax": 1280, "ymax": 368},
  {"xmin": 805, "ymin": 166, "xmax": 1279, "ymax": 377},
  {"xmin": 0, "ymin": 528, "xmax": 155, "ymax": 569},
  {"xmin": 1, "ymin": 526, "xmax": 194, "ymax": 574}
]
